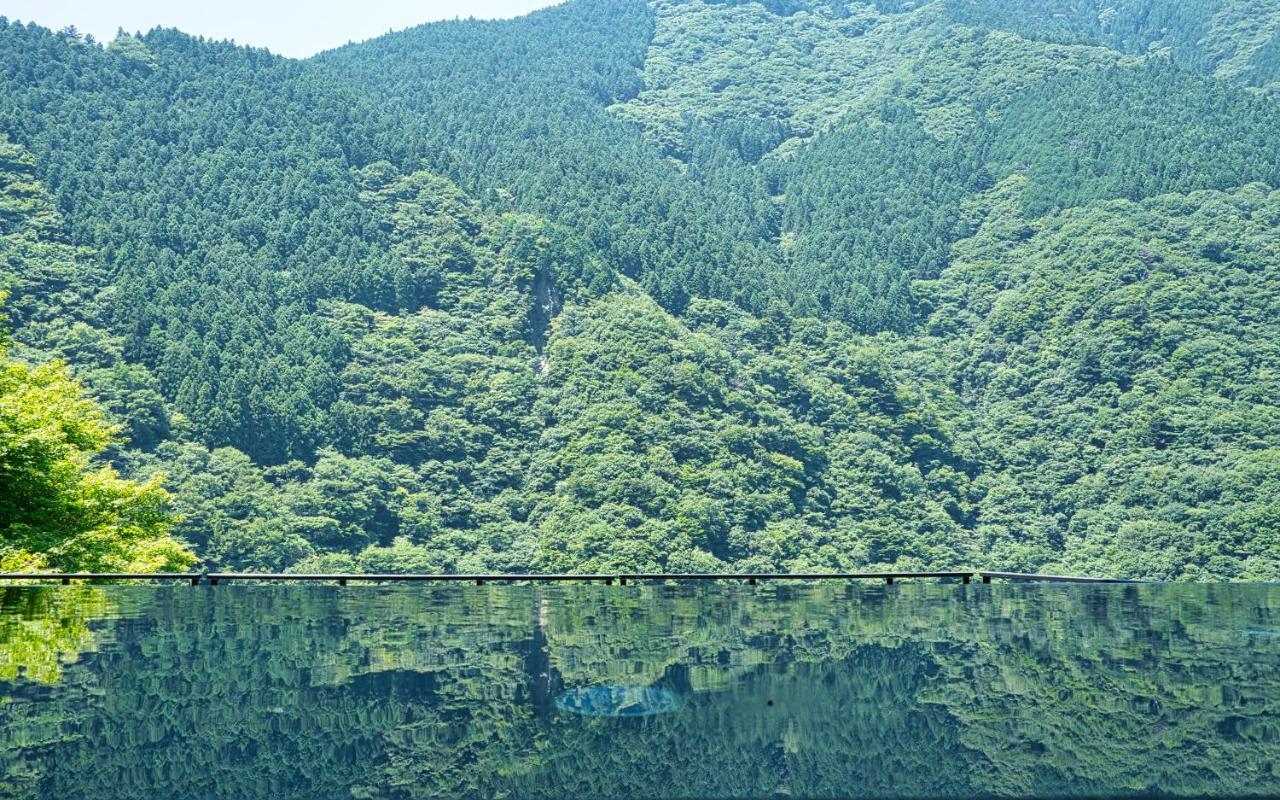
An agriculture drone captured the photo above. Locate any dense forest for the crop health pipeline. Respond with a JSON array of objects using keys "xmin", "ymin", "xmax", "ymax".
[{"xmin": 2, "ymin": 0, "xmax": 1280, "ymax": 579}]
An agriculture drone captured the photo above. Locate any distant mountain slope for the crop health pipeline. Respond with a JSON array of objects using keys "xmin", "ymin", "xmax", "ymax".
[
  {"xmin": 1, "ymin": 1, "xmax": 1279, "ymax": 578},
  {"xmin": 315, "ymin": 0, "xmax": 789, "ymax": 320},
  {"xmin": 0, "ymin": 137, "xmax": 169, "ymax": 450},
  {"xmin": 986, "ymin": 60, "xmax": 1280, "ymax": 215},
  {"xmin": 320, "ymin": 0, "xmax": 1280, "ymax": 331},
  {"xmin": 0, "ymin": 22, "xmax": 399, "ymax": 462},
  {"xmin": 920, "ymin": 180, "xmax": 1280, "ymax": 579},
  {"xmin": 943, "ymin": 0, "xmax": 1280, "ymax": 94},
  {"xmin": 147, "ymin": 162, "xmax": 973, "ymax": 574},
  {"xmin": 611, "ymin": 0, "xmax": 1131, "ymax": 152}
]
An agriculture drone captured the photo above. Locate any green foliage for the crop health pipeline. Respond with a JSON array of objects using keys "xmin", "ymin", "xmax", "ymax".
[
  {"xmin": 943, "ymin": 0, "xmax": 1223, "ymax": 60},
  {"xmin": 105, "ymin": 33, "xmax": 156, "ymax": 69},
  {"xmin": 614, "ymin": 0, "xmax": 1128, "ymax": 149},
  {"xmin": 986, "ymin": 60, "xmax": 1280, "ymax": 216},
  {"xmin": 317, "ymin": 0, "xmax": 787, "ymax": 319},
  {"xmin": 943, "ymin": 0, "xmax": 1280, "ymax": 88},
  {"xmin": 0, "ymin": 0, "xmax": 1278, "ymax": 578},
  {"xmin": 0, "ymin": 298, "xmax": 192, "ymax": 573},
  {"xmin": 0, "ymin": 137, "xmax": 171, "ymax": 450},
  {"xmin": 781, "ymin": 110, "xmax": 986, "ymax": 329},
  {"xmin": 0, "ymin": 23, "xmax": 385, "ymax": 461},
  {"xmin": 919, "ymin": 180, "xmax": 1280, "ymax": 578}
]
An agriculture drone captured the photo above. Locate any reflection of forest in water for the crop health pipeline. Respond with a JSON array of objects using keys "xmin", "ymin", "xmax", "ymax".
[{"xmin": 1, "ymin": 583, "xmax": 1279, "ymax": 798}]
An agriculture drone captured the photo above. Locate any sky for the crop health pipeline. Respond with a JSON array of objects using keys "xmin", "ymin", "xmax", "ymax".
[{"xmin": 2, "ymin": 0, "xmax": 560, "ymax": 58}]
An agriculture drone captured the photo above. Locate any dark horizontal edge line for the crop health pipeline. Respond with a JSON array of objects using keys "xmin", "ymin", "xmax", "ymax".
[
  {"xmin": 206, "ymin": 572, "xmax": 976, "ymax": 582},
  {"xmin": 208, "ymin": 573, "xmax": 621, "ymax": 582},
  {"xmin": 626, "ymin": 571, "xmax": 978, "ymax": 579},
  {"xmin": 0, "ymin": 573, "xmax": 202, "ymax": 580},
  {"xmin": 979, "ymin": 571, "xmax": 1138, "ymax": 584},
  {"xmin": 0, "ymin": 571, "xmax": 972, "ymax": 583},
  {"xmin": 0, "ymin": 571, "xmax": 1128, "ymax": 584}
]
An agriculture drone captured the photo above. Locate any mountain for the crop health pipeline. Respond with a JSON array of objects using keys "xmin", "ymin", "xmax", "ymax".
[{"xmin": 0, "ymin": 0, "xmax": 1278, "ymax": 579}]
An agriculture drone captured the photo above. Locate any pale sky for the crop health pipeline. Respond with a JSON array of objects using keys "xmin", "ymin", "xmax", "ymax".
[{"xmin": 1, "ymin": 0, "xmax": 560, "ymax": 58}]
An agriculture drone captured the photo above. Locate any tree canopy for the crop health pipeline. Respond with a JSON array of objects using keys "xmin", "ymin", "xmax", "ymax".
[
  {"xmin": 0, "ymin": 294, "xmax": 192, "ymax": 572},
  {"xmin": 0, "ymin": 0, "xmax": 1278, "ymax": 577}
]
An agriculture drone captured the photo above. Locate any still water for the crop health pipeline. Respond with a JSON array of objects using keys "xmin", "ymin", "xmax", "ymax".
[{"xmin": 1, "ymin": 581, "xmax": 1278, "ymax": 798}]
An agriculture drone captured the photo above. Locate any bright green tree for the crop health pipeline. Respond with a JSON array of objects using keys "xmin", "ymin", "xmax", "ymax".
[{"xmin": 0, "ymin": 296, "xmax": 194, "ymax": 573}]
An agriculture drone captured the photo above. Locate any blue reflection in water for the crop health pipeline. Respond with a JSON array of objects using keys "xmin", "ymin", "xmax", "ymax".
[{"xmin": 555, "ymin": 684, "xmax": 684, "ymax": 717}]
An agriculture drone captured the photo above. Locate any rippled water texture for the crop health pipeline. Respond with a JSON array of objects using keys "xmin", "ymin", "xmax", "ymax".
[{"xmin": 1, "ymin": 581, "xmax": 1278, "ymax": 798}]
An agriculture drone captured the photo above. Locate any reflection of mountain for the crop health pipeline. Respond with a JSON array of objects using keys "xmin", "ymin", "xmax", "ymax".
[
  {"xmin": 0, "ymin": 584, "xmax": 1278, "ymax": 798},
  {"xmin": 503, "ymin": 644, "xmax": 981, "ymax": 799}
]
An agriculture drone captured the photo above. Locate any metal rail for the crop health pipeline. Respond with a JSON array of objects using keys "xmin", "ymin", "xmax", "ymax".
[
  {"xmin": 616, "ymin": 571, "xmax": 974, "ymax": 585},
  {"xmin": 978, "ymin": 571, "xmax": 1136, "ymax": 584},
  {"xmin": 205, "ymin": 571, "xmax": 976, "ymax": 586},
  {"xmin": 206, "ymin": 573, "xmax": 621, "ymax": 586},
  {"xmin": 0, "ymin": 573, "xmax": 203, "ymax": 585},
  {"xmin": 0, "ymin": 571, "xmax": 976, "ymax": 586},
  {"xmin": 0, "ymin": 571, "xmax": 1129, "ymax": 586}
]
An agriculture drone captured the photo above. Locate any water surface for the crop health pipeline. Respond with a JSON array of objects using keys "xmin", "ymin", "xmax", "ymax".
[{"xmin": 1, "ymin": 582, "xmax": 1278, "ymax": 798}]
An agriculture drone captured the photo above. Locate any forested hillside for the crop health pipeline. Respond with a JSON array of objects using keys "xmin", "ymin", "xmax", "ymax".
[{"xmin": 1, "ymin": 0, "xmax": 1279, "ymax": 579}]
